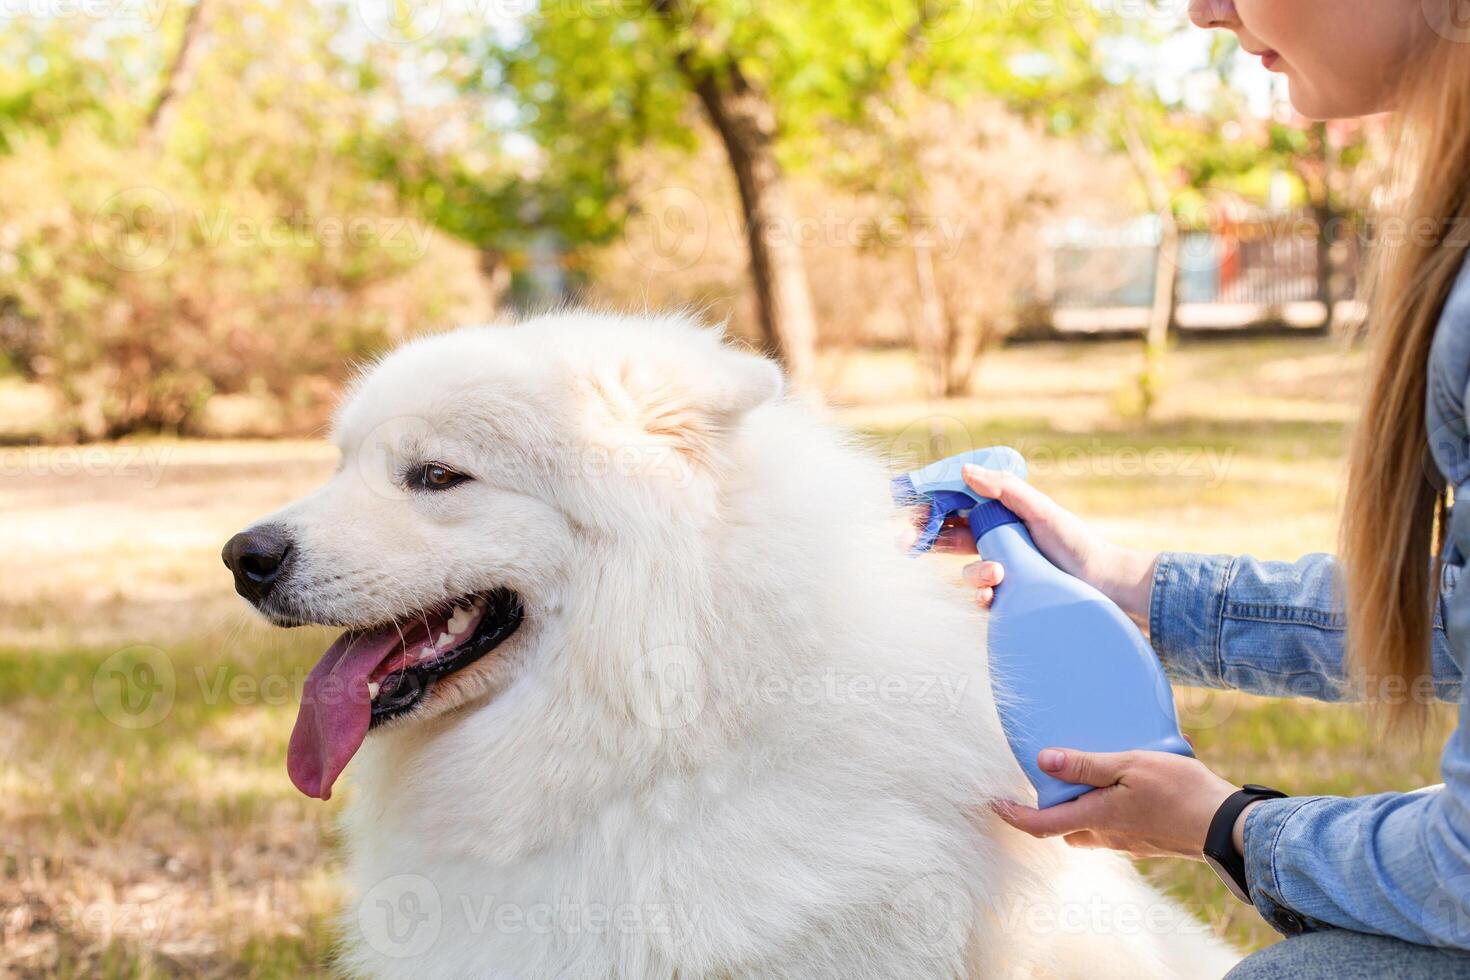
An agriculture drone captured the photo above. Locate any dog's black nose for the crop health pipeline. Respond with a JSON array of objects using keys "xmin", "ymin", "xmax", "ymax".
[{"xmin": 222, "ymin": 525, "xmax": 293, "ymax": 604}]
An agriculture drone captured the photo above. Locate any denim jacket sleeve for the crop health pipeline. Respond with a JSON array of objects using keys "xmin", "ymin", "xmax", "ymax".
[
  {"xmin": 1138, "ymin": 248, "xmax": 1470, "ymax": 946},
  {"xmin": 1149, "ymin": 549, "xmax": 1470, "ymax": 944},
  {"xmin": 1148, "ymin": 550, "xmax": 1462, "ymax": 702}
]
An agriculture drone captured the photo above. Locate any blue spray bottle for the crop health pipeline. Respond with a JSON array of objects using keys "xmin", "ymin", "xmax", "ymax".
[{"xmin": 893, "ymin": 446, "xmax": 1193, "ymax": 808}]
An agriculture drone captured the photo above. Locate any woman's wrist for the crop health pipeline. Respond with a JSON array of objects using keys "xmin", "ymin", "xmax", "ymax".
[
  {"xmin": 1232, "ymin": 799, "xmax": 1264, "ymax": 855},
  {"xmin": 1096, "ymin": 547, "xmax": 1160, "ymax": 623}
]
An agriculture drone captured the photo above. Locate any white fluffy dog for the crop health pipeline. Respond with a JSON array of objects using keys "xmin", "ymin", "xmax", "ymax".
[{"xmin": 225, "ymin": 312, "xmax": 1239, "ymax": 978}]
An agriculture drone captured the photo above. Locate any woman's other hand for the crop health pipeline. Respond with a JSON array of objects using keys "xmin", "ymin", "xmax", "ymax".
[{"xmin": 992, "ymin": 748, "xmax": 1238, "ymax": 861}]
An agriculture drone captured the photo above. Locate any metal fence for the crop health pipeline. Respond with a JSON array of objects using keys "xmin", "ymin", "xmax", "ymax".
[{"xmin": 1041, "ymin": 212, "xmax": 1361, "ymax": 317}]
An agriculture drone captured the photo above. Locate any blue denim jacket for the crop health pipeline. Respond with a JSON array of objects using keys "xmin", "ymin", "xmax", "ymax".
[{"xmin": 1149, "ymin": 258, "xmax": 1470, "ymax": 947}]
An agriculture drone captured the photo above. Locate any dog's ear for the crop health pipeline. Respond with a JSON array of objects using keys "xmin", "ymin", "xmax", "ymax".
[
  {"xmin": 703, "ymin": 344, "xmax": 784, "ymax": 426},
  {"xmin": 579, "ymin": 337, "xmax": 784, "ymax": 469}
]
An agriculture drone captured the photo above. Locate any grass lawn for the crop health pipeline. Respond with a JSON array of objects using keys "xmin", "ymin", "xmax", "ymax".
[{"xmin": 2, "ymin": 335, "xmax": 1451, "ymax": 974}]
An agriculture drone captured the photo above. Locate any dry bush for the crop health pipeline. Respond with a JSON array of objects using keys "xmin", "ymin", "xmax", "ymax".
[
  {"xmin": 821, "ymin": 98, "xmax": 1133, "ymax": 395},
  {"xmin": 0, "ymin": 131, "xmax": 489, "ymax": 441}
]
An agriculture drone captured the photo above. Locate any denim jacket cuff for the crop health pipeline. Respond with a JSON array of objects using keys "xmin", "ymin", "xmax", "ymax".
[
  {"xmin": 1148, "ymin": 551, "xmax": 1235, "ymax": 688},
  {"xmin": 1242, "ymin": 796, "xmax": 1331, "ymax": 938}
]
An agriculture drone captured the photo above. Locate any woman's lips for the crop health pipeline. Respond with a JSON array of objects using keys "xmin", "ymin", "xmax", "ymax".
[{"xmin": 1243, "ymin": 44, "xmax": 1282, "ymax": 71}]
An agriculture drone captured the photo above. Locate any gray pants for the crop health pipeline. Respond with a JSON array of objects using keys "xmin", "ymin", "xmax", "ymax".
[{"xmin": 1226, "ymin": 929, "xmax": 1470, "ymax": 979}]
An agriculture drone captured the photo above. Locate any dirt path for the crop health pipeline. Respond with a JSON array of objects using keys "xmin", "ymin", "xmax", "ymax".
[{"xmin": 2, "ymin": 441, "xmax": 335, "ymax": 648}]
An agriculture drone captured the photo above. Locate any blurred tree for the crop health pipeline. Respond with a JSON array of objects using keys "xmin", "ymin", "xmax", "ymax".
[
  {"xmin": 996, "ymin": 19, "xmax": 1268, "ymax": 414},
  {"xmin": 494, "ymin": 1, "xmax": 1268, "ymax": 402},
  {"xmin": 647, "ymin": 0, "xmax": 818, "ymax": 384},
  {"xmin": 826, "ymin": 90, "xmax": 1065, "ymax": 396},
  {"xmin": 1263, "ymin": 117, "xmax": 1371, "ymax": 330},
  {"xmin": 0, "ymin": 0, "xmax": 499, "ymax": 437},
  {"xmin": 145, "ymin": 0, "xmax": 212, "ymax": 147},
  {"xmin": 492, "ymin": 0, "xmax": 991, "ymax": 384},
  {"xmin": 0, "ymin": 19, "xmax": 136, "ymax": 151},
  {"xmin": 355, "ymin": 131, "xmax": 529, "ymax": 316},
  {"xmin": 815, "ymin": 5, "xmax": 1108, "ymax": 397},
  {"xmin": 0, "ymin": 0, "xmax": 1360, "ymax": 437}
]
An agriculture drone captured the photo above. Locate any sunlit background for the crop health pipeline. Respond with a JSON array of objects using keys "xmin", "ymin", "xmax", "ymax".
[{"xmin": 1, "ymin": 0, "xmax": 1446, "ymax": 974}]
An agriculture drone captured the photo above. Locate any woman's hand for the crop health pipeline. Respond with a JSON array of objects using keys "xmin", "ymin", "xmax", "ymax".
[
  {"xmin": 993, "ymin": 748, "xmax": 1238, "ymax": 860},
  {"xmin": 936, "ymin": 464, "xmax": 1160, "ymax": 619}
]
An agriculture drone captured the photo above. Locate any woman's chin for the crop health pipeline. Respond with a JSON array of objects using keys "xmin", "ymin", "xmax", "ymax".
[{"xmin": 1286, "ymin": 77, "xmax": 1392, "ymax": 121}]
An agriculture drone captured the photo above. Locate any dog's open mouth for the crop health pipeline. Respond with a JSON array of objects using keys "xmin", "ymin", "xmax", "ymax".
[{"xmin": 286, "ymin": 588, "xmax": 523, "ymax": 800}]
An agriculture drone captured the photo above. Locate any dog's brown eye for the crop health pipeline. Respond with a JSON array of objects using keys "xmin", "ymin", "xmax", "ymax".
[{"xmin": 416, "ymin": 463, "xmax": 468, "ymax": 491}]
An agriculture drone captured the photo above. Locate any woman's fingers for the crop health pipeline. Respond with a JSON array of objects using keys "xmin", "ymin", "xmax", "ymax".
[
  {"xmin": 961, "ymin": 465, "xmax": 1058, "ymax": 527},
  {"xmin": 991, "ymin": 793, "xmax": 1107, "ymax": 838},
  {"xmin": 962, "ymin": 560, "xmax": 1004, "ymax": 608},
  {"xmin": 1062, "ymin": 831, "xmax": 1104, "ymax": 849},
  {"xmin": 962, "ymin": 561, "xmax": 1004, "ymax": 588},
  {"xmin": 989, "ymin": 750, "xmax": 1131, "ymax": 839},
  {"xmin": 1038, "ymin": 748, "xmax": 1132, "ymax": 788}
]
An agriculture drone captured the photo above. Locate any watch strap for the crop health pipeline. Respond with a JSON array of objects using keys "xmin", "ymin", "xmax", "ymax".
[{"xmin": 1204, "ymin": 784, "xmax": 1287, "ymax": 903}]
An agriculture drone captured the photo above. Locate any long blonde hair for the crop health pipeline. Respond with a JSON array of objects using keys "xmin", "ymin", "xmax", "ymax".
[{"xmin": 1341, "ymin": 21, "xmax": 1470, "ymax": 725}]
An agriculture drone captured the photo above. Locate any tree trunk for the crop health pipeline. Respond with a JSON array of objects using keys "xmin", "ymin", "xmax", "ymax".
[
  {"xmin": 1311, "ymin": 202, "xmax": 1336, "ymax": 332},
  {"xmin": 909, "ymin": 242, "xmax": 947, "ymax": 398},
  {"xmin": 943, "ymin": 314, "xmax": 992, "ymax": 398},
  {"xmin": 687, "ymin": 71, "xmax": 818, "ymax": 386},
  {"xmin": 145, "ymin": 0, "xmax": 210, "ymax": 146},
  {"xmin": 1117, "ymin": 100, "xmax": 1178, "ymax": 417},
  {"xmin": 652, "ymin": 1, "xmax": 818, "ymax": 386},
  {"xmin": 1306, "ymin": 123, "xmax": 1338, "ymax": 332},
  {"xmin": 479, "ymin": 248, "xmax": 513, "ymax": 319},
  {"xmin": 1141, "ymin": 212, "xmax": 1180, "ymax": 415}
]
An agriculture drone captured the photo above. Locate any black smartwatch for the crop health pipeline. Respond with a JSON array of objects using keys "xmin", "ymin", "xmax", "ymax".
[{"xmin": 1203, "ymin": 784, "xmax": 1287, "ymax": 904}]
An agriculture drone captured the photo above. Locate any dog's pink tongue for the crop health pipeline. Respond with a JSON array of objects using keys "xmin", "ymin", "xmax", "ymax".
[{"xmin": 288, "ymin": 628, "xmax": 401, "ymax": 800}]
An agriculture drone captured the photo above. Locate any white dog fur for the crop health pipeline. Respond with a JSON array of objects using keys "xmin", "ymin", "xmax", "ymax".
[{"xmin": 245, "ymin": 311, "xmax": 1240, "ymax": 978}]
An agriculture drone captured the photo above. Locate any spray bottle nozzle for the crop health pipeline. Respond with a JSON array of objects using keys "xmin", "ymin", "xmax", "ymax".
[{"xmin": 892, "ymin": 446, "xmax": 1029, "ymax": 552}]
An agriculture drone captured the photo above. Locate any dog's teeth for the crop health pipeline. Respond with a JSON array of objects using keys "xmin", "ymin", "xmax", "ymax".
[
  {"xmin": 447, "ymin": 607, "xmax": 472, "ymax": 633},
  {"xmin": 436, "ymin": 632, "xmax": 454, "ymax": 648},
  {"xmin": 419, "ymin": 645, "xmax": 436, "ymax": 660},
  {"xmin": 367, "ymin": 681, "xmax": 380, "ymax": 700}
]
